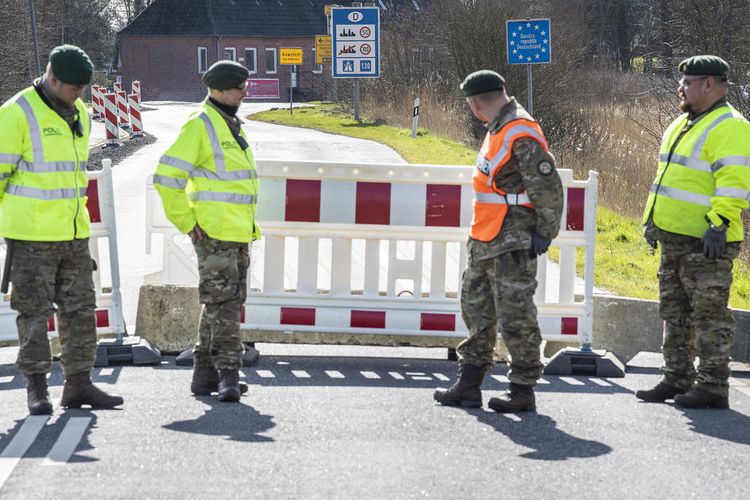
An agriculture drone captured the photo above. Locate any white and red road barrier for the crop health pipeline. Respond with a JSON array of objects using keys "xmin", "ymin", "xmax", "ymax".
[
  {"xmin": 90, "ymin": 85, "xmax": 101, "ymax": 120},
  {"xmin": 115, "ymin": 90, "xmax": 130, "ymax": 129},
  {"xmin": 146, "ymin": 161, "xmax": 599, "ymax": 349},
  {"xmin": 0, "ymin": 160, "xmax": 126, "ymax": 342},
  {"xmin": 113, "ymin": 81, "xmax": 122, "ymax": 93},
  {"xmin": 128, "ymin": 93, "xmax": 143, "ymax": 137},
  {"xmin": 103, "ymin": 93, "xmax": 120, "ymax": 146},
  {"xmin": 131, "ymin": 80, "xmax": 141, "ymax": 99}
]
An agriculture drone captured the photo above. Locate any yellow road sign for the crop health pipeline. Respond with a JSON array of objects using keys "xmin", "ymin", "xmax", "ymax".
[
  {"xmin": 315, "ymin": 35, "xmax": 332, "ymax": 64},
  {"xmin": 324, "ymin": 4, "xmax": 335, "ymax": 16},
  {"xmin": 280, "ymin": 48, "xmax": 303, "ymax": 65}
]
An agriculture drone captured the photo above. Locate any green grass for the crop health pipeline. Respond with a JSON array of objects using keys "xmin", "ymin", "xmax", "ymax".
[
  {"xmin": 249, "ymin": 104, "xmax": 750, "ymax": 310},
  {"xmin": 247, "ymin": 103, "xmax": 476, "ymax": 165}
]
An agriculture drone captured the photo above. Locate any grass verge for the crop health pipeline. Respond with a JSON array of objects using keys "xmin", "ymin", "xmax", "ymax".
[{"xmin": 248, "ymin": 104, "xmax": 750, "ymax": 310}]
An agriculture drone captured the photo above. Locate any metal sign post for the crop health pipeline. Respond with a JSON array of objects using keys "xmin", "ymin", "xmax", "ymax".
[
  {"xmin": 332, "ymin": 6, "xmax": 380, "ymax": 120},
  {"xmin": 411, "ymin": 97, "xmax": 420, "ymax": 138},
  {"xmin": 506, "ymin": 18, "xmax": 551, "ymax": 115},
  {"xmin": 280, "ymin": 48, "xmax": 302, "ymax": 114}
]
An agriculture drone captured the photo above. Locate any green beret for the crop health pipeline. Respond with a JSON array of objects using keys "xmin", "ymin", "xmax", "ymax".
[
  {"xmin": 460, "ymin": 70, "xmax": 505, "ymax": 97},
  {"xmin": 49, "ymin": 45, "xmax": 93, "ymax": 85},
  {"xmin": 202, "ymin": 61, "xmax": 250, "ymax": 90},
  {"xmin": 678, "ymin": 55, "xmax": 729, "ymax": 77}
]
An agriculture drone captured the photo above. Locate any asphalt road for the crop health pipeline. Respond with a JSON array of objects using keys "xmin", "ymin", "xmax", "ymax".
[{"xmin": 1, "ymin": 103, "xmax": 749, "ymax": 498}]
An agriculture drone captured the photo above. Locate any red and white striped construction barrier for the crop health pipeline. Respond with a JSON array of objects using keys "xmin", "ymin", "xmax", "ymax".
[
  {"xmin": 131, "ymin": 80, "xmax": 141, "ymax": 98},
  {"xmin": 90, "ymin": 85, "xmax": 101, "ymax": 120},
  {"xmin": 128, "ymin": 93, "xmax": 143, "ymax": 137},
  {"xmin": 113, "ymin": 81, "xmax": 122, "ymax": 93},
  {"xmin": 146, "ymin": 161, "xmax": 599, "ymax": 349},
  {"xmin": 103, "ymin": 92, "xmax": 120, "ymax": 146},
  {"xmin": 94, "ymin": 86, "xmax": 105, "ymax": 121},
  {"xmin": 0, "ymin": 160, "xmax": 126, "ymax": 342},
  {"xmin": 115, "ymin": 90, "xmax": 130, "ymax": 129}
]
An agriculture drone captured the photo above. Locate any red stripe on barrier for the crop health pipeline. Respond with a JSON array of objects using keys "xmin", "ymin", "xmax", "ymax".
[
  {"xmin": 561, "ymin": 317, "xmax": 578, "ymax": 335},
  {"xmin": 95, "ymin": 309, "xmax": 110, "ymax": 328},
  {"xmin": 87, "ymin": 179, "xmax": 101, "ymax": 223},
  {"xmin": 47, "ymin": 316, "xmax": 55, "ymax": 332},
  {"xmin": 566, "ymin": 187, "xmax": 585, "ymax": 231},
  {"xmin": 420, "ymin": 313, "xmax": 455, "ymax": 331},
  {"xmin": 425, "ymin": 184, "xmax": 461, "ymax": 227},
  {"xmin": 355, "ymin": 182, "xmax": 391, "ymax": 224},
  {"xmin": 285, "ymin": 179, "xmax": 321, "ymax": 222},
  {"xmin": 351, "ymin": 310, "xmax": 386, "ymax": 328},
  {"xmin": 280, "ymin": 307, "xmax": 316, "ymax": 326},
  {"xmin": 240, "ymin": 306, "xmax": 246, "ymax": 323}
]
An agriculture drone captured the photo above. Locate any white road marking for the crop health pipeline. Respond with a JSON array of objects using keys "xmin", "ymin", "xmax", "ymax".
[
  {"xmin": 728, "ymin": 378, "xmax": 745, "ymax": 387},
  {"xmin": 559, "ymin": 377, "xmax": 585, "ymax": 386},
  {"xmin": 411, "ymin": 376, "xmax": 432, "ymax": 381},
  {"xmin": 97, "ymin": 368, "xmax": 114, "ymax": 377},
  {"xmin": 256, "ymin": 370, "xmax": 275, "ymax": 378},
  {"xmin": 537, "ymin": 378, "xmax": 550, "ymax": 385},
  {"xmin": 325, "ymin": 370, "xmax": 344, "ymax": 379},
  {"xmin": 588, "ymin": 378, "xmax": 612, "ymax": 386},
  {"xmin": 360, "ymin": 371, "xmax": 380, "ymax": 379},
  {"xmin": 291, "ymin": 370, "xmax": 310, "ymax": 378},
  {"xmin": 388, "ymin": 372, "xmax": 404, "ymax": 380},
  {"xmin": 405, "ymin": 372, "xmax": 424, "ymax": 376},
  {"xmin": 433, "ymin": 373, "xmax": 450, "ymax": 381},
  {"xmin": 735, "ymin": 386, "xmax": 750, "ymax": 397},
  {"xmin": 0, "ymin": 416, "xmax": 49, "ymax": 489},
  {"xmin": 491, "ymin": 375, "xmax": 510, "ymax": 383},
  {"xmin": 42, "ymin": 417, "xmax": 92, "ymax": 466},
  {"xmin": 0, "ymin": 376, "xmax": 14, "ymax": 384}
]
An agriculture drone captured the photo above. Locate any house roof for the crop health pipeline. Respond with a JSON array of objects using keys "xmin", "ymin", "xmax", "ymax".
[{"xmin": 118, "ymin": 0, "xmax": 425, "ymax": 37}]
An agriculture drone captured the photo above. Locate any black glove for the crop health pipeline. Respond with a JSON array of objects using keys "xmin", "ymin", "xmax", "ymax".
[
  {"xmin": 702, "ymin": 225, "xmax": 727, "ymax": 259},
  {"xmin": 529, "ymin": 232, "xmax": 551, "ymax": 258}
]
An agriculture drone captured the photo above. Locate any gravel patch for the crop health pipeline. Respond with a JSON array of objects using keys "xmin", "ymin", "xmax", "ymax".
[{"xmin": 87, "ymin": 132, "xmax": 158, "ymax": 171}]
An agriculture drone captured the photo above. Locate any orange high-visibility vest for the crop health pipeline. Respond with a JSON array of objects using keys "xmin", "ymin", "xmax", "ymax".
[{"xmin": 471, "ymin": 117, "xmax": 548, "ymax": 241}]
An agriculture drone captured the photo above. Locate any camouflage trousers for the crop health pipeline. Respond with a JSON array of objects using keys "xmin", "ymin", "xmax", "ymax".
[
  {"xmin": 9, "ymin": 239, "xmax": 97, "ymax": 377},
  {"xmin": 193, "ymin": 237, "xmax": 249, "ymax": 371},
  {"xmin": 658, "ymin": 237, "xmax": 739, "ymax": 397},
  {"xmin": 458, "ymin": 248, "xmax": 543, "ymax": 386}
]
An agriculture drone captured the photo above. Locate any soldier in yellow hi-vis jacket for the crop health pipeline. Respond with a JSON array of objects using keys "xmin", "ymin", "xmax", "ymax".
[
  {"xmin": 638, "ymin": 55, "xmax": 750, "ymax": 409},
  {"xmin": 155, "ymin": 60, "xmax": 259, "ymax": 402},
  {"xmin": 0, "ymin": 45, "xmax": 123, "ymax": 415}
]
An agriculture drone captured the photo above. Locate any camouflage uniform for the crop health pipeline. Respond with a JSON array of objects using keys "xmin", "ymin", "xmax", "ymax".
[
  {"xmin": 645, "ymin": 223, "xmax": 738, "ymax": 397},
  {"xmin": 10, "ymin": 239, "xmax": 97, "ymax": 377},
  {"xmin": 193, "ymin": 237, "xmax": 249, "ymax": 371},
  {"xmin": 458, "ymin": 99, "xmax": 564, "ymax": 386}
]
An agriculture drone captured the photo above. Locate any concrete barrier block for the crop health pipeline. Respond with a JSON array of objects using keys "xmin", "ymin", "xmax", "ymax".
[{"xmin": 135, "ymin": 285, "xmax": 200, "ymax": 354}]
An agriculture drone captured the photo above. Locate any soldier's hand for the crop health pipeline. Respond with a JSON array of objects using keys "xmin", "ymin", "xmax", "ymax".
[
  {"xmin": 188, "ymin": 224, "xmax": 206, "ymax": 242},
  {"xmin": 529, "ymin": 232, "xmax": 551, "ymax": 258},
  {"xmin": 702, "ymin": 225, "xmax": 727, "ymax": 259}
]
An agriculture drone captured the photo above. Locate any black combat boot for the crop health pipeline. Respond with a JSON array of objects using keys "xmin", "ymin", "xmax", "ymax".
[
  {"xmin": 191, "ymin": 366, "xmax": 248, "ymax": 396},
  {"xmin": 217, "ymin": 369, "xmax": 241, "ymax": 402},
  {"xmin": 487, "ymin": 383, "xmax": 536, "ymax": 413},
  {"xmin": 61, "ymin": 372, "xmax": 124, "ymax": 409},
  {"xmin": 433, "ymin": 364, "xmax": 485, "ymax": 408},
  {"xmin": 635, "ymin": 382, "xmax": 686, "ymax": 403},
  {"xmin": 26, "ymin": 373, "xmax": 53, "ymax": 415},
  {"xmin": 675, "ymin": 389, "xmax": 729, "ymax": 409}
]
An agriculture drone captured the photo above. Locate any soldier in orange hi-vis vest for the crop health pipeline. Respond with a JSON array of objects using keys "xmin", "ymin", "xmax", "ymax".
[{"xmin": 434, "ymin": 70, "xmax": 563, "ymax": 413}]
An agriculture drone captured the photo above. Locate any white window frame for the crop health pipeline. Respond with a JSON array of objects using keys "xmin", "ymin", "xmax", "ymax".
[
  {"xmin": 312, "ymin": 48, "xmax": 323, "ymax": 73},
  {"xmin": 244, "ymin": 47, "xmax": 257, "ymax": 74},
  {"xmin": 224, "ymin": 47, "xmax": 237, "ymax": 61},
  {"xmin": 197, "ymin": 47, "xmax": 208, "ymax": 73},
  {"xmin": 265, "ymin": 48, "xmax": 277, "ymax": 74}
]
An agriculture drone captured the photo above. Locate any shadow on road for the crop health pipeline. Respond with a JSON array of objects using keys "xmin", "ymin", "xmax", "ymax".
[
  {"xmin": 474, "ymin": 410, "xmax": 613, "ymax": 460},
  {"xmin": 0, "ymin": 411, "xmax": 99, "ymax": 463},
  {"xmin": 163, "ymin": 397, "xmax": 275, "ymax": 442},
  {"xmin": 677, "ymin": 407, "xmax": 750, "ymax": 445}
]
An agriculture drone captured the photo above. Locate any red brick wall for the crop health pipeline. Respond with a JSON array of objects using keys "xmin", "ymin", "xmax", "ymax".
[{"xmin": 118, "ymin": 35, "xmax": 330, "ymax": 102}]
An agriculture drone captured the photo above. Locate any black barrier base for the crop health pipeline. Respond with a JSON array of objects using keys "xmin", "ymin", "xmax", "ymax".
[
  {"xmin": 544, "ymin": 347, "xmax": 625, "ymax": 377},
  {"xmin": 174, "ymin": 344, "xmax": 260, "ymax": 367},
  {"xmin": 95, "ymin": 336, "xmax": 162, "ymax": 367}
]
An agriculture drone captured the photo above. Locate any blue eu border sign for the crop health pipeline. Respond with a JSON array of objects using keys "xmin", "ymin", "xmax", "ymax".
[
  {"xmin": 506, "ymin": 18, "xmax": 551, "ymax": 65},
  {"xmin": 332, "ymin": 7, "xmax": 380, "ymax": 78}
]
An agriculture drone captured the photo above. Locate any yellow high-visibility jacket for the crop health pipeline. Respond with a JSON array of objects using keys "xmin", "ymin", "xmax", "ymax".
[
  {"xmin": 643, "ymin": 103, "xmax": 750, "ymax": 242},
  {"xmin": 0, "ymin": 86, "xmax": 91, "ymax": 241},
  {"xmin": 154, "ymin": 101, "xmax": 260, "ymax": 243}
]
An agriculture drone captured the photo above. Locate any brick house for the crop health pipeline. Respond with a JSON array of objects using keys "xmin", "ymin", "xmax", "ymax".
[{"xmin": 116, "ymin": 0, "xmax": 426, "ymax": 102}]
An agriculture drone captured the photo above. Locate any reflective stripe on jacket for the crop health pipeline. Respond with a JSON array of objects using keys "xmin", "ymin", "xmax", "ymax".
[
  {"xmin": 643, "ymin": 104, "xmax": 750, "ymax": 242},
  {"xmin": 154, "ymin": 101, "xmax": 260, "ymax": 243},
  {"xmin": 471, "ymin": 115, "xmax": 548, "ymax": 242},
  {"xmin": 0, "ymin": 86, "xmax": 91, "ymax": 241}
]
